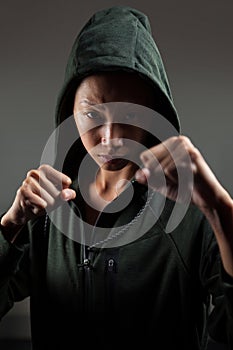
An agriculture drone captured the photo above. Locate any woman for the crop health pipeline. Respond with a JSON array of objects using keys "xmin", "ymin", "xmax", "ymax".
[{"xmin": 0, "ymin": 6, "xmax": 233, "ymax": 350}]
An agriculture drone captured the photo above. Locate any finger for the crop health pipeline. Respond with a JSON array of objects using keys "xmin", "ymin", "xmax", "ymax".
[
  {"xmin": 140, "ymin": 141, "xmax": 168, "ymax": 167},
  {"xmin": 30, "ymin": 165, "xmax": 72, "ymax": 189},
  {"xmin": 20, "ymin": 189, "xmax": 47, "ymax": 213},
  {"xmin": 22, "ymin": 201, "xmax": 46, "ymax": 216},
  {"xmin": 139, "ymin": 146, "xmax": 169, "ymax": 185},
  {"xmin": 135, "ymin": 168, "xmax": 150, "ymax": 184},
  {"xmin": 140, "ymin": 137, "xmax": 191, "ymax": 184},
  {"xmin": 22, "ymin": 177, "xmax": 56, "ymax": 207},
  {"xmin": 36, "ymin": 173, "xmax": 61, "ymax": 198},
  {"xmin": 60, "ymin": 188, "xmax": 77, "ymax": 201},
  {"xmin": 38, "ymin": 177, "xmax": 76, "ymax": 202}
]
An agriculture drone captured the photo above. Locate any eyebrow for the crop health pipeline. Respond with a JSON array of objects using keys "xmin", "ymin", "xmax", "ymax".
[{"xmin": 80, "ymin": 99, "xmax": 97, "ymax": 106}]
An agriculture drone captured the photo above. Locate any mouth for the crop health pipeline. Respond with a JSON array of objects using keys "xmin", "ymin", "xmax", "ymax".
[{"xmin": 98, "ymin": 154, "xmax": 127, "ymax": 164}]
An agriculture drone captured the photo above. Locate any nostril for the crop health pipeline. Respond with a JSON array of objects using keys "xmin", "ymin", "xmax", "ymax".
[
  {"xmin": 101, "ymin": 137, "xmax": 109, "ymax": 145},
  {"xmin": 101, "ymin": 137, "xmax": 123, "ymax": 147}
]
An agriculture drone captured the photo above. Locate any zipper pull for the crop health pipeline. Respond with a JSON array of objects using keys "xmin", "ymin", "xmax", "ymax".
[
  {"xmin": 77, "ymin": 258, "xmax": 93, "ymax": 269},
  {"xmin": 106, "ymin": 258, "xmax": 117, "ymax": 272}
]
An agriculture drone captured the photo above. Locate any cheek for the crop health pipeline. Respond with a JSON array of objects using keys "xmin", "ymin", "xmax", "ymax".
[
  {"xmin": 127, "ymin": 126, "xmax": 147, "ymax": 144},
  {"xmin": 80, "ymin": 131, "xmax": 99, "ymax": 152}
]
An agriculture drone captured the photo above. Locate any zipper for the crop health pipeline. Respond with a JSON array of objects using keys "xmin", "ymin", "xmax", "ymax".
[
  {"xmin": 74, "ymin": 191, "xmax": 120, "ymax": 315},
  {"xmin": 78, "ymin": 247, "xmax": 95, "ymax": 314},
  {"xmin": 105, "ymin": 254, "xmax": 118, "ymax": 312},
  {"xmin": 72, "ymin": 198, "xmax": 95, "ymax": 314}
]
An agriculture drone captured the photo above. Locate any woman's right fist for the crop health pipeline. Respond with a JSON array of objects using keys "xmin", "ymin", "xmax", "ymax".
[{"xmin": 2, "ymin": 164, "xmax": 76, "ymax": 227}]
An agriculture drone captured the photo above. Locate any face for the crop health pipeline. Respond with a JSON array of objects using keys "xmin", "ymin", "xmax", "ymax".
[{"xmin": 73, "ymin": 72, "xmax": 156, "ymax": 171}]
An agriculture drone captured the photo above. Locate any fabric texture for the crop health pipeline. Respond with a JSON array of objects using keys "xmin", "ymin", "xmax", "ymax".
[{"xmin": 55, "ymin": 6, "xmax": 180, "ymax": 131}]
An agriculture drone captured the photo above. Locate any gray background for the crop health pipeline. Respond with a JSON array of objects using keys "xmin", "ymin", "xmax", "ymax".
[{"xmin": 0, "ymin": 0, "xmax": 232, "ymax": 342}]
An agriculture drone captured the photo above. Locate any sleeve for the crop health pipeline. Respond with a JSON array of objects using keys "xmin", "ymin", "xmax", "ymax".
[
  {"xmin": 0, "ymin": 221, "xmax": 30, "ymax": 319},
  {"xmin": 200, "ymin": 217, "xmax": 233, "ymax": 347}
]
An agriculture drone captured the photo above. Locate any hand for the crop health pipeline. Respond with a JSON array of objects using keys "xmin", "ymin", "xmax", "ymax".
[
  {"xmin": 135, "ymin": 135, "xmax": 233, "ymax": 277},
  {"xmin": 135, "ymin": 135, "xmax": 225, "ymax": 212},
  {"xmin": 1, "ymin": 164, "xmax": 76, "ymax": 227}
]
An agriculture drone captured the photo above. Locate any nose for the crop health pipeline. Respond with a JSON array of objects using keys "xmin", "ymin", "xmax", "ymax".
[{"xmin": 101, "ymin": 123, "xmax": 123, "ymax": 147}]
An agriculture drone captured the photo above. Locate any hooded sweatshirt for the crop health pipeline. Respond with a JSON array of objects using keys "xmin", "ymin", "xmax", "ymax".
[
  {"xmin": 55, "ymin": 5, "xmax": 180, "ymax": 129},
  {"xmin": 0, "ymin": 6, "xmax": 233, "ymax": 350}
]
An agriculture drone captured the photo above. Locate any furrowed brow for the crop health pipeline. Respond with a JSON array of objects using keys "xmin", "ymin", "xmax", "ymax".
[{"xmin": 80, "ymin": 99, "xmax": 97, "ymax": 106}]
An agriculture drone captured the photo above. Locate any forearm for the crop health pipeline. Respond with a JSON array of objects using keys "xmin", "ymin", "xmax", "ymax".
[
  {"xmin": 0, "ymin": 225, "xmax": 30, "ymax": 314},
  {"xmin": 0, "ymin": 212, "xmax": 25, "ymax": 243},
  {"xmin": 202, "ymin": 189, "xmax": 233, "ymax": 277}
]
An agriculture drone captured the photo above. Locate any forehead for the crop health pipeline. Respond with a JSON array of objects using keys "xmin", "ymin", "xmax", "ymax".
[{"xmin": 74, "ymin": 72, "xmax": 156, "ymax": 107}]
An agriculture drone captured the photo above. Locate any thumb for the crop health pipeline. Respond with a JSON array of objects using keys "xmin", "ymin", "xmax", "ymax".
[
  {"xmin": 60, "ymin": 188, "xmax": 76, "ymax": 201},
  {"xmin": 135, "ymin": 168, "xmax": 150, "ymax": 184}
]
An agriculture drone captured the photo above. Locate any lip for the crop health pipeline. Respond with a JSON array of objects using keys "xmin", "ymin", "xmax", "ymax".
[
  {"xmin": 98, "ymin": 153, "xmax": 126, "ymax": 158},
  {"xmin": 98, "ymin": 154, "xmax": 127, "ymax": 164}
]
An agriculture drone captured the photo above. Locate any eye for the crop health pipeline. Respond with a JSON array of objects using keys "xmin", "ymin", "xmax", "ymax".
[{"xmin": 84, "ymin": 111, "xmax": 101, "ymax": 119}]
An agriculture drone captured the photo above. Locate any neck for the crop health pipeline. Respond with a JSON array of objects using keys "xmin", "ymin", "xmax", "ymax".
[
  {"xmin": 83, "ymin": 161, "xmax": 138, "ymax": 212},
  {"xmin": 96, "ymin": 163, "xmax": 137, "ymax": 195}
]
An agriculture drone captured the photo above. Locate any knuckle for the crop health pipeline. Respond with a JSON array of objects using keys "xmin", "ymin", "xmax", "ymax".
[
  {"xmin": 140, "ymin": 148, "xmax": 154, "ymax": 162},
  {"xmin": 178, "ymin": 135, "xmax": 189, "ymax": 146},
  {"xmin": 179, "ymin": 135, "xmax": 193, "ymax": 148},
  {"xmin": 38, "ymin": 164, "xmax": 51, "ymax": 172},
  {"xmin": 26, "ymin": 169, "xmax": 38, "ymax": 179},
  {"xmin": 140, "ymin": 148, "xmax": 149, "ymax": 156},
  {"xmin": 178, "ymin": 135, "xmax": 188, "ymax": 142},
  {"xmin": 26, "ymin": 170, "xmax": 32, "ymax": 178},
  {"xmin": 22, "ymin": 183, "xmax": 29, "ymax": 192},
  {"xmin": 140, "ymin": 152, "xmax": 147, "ymax": 162},
  {"xmin": 22, "ymin": 177, "xmax": 31, "ymax": 187},
  {"xmin": 163, "ymin": 166, "xmax": 171, "ymax": 177},
  {"xmin": 38, "ymin": 164, "xmax": 46, "ymax": 171},
  {"xmin": 19, "ymin": 186, "xmax": 28, "ymax": 197},
  {"xmin": 177, "ymin": 136, "xmax": 194, "ymax": 153},
  {"xmin": 163, "ymin": 166, "xmax": 168, "ymax": 176},
  {"xmin": 172, "ymin": 135, "xmax": 180, "ymax": 142},
  {"xmin": 165, "ymin": 136, "xmax": 179, "ymax": 144}
]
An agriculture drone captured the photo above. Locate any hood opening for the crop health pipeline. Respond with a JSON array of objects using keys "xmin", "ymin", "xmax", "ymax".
[{"xmin": 53, "ymin": 6, "xmax": 181, "ymax": 179}]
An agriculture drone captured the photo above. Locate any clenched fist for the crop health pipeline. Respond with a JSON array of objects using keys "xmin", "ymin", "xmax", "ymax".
[
  {"xmin": 135, "ymin": 135, "xmax": 225, "ymax": 212},
  {"xmin": 1, "ymin": 165, "xmax": 76, "ymax": 240}
]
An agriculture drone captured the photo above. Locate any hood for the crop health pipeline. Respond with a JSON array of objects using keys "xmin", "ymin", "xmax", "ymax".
[
  {"xmin": 55, "ymin": 5, "xmax": 180, "ymax": 131},
  {"xmin": 53, "ymin": 6, "xmax": 180, "ymax": 179}
]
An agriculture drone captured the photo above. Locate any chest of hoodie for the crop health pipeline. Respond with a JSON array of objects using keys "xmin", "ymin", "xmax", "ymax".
[
  {"xmin": 43, "ymin": 218, "xmax": 202, "ymax": 323},
  {"xmin": 35, "ymin": 184, "xmax": 203, "ymax": 315}
]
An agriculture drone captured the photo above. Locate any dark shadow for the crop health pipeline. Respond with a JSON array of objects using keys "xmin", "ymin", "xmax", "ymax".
[{"xmin": 0, "ymin": 339, "xmax": 32, "ymax": 350}]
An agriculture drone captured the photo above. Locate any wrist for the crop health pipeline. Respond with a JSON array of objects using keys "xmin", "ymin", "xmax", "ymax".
[
  {"xmin": 211, "ymin": 189, "xmax": 233, "ymax": 224},
  {"xmin": 0, "ymin": 212, "xmax": 26, "ymax": 243},
  {"xmin": 202, "ymin": 188, "xmax": 233, "ymax": 241}
]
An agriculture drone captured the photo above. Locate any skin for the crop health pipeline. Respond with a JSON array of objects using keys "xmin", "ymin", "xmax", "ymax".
[
  {"xmin": 73, "ymin": 72, "xmax": 156, "ymax": 207},
  {"xmin": 1, "ymin": 72, "xmax": 233, "ymax": 277}
]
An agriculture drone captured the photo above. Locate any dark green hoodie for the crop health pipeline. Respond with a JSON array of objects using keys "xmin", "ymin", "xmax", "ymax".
[
  {"xmin": 55, "ymin": 5, "xmax": 180, "ymax": 130},
  {"xmin": 0, "ymin": 6, "xmax": 233, "ymax": 350}
]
